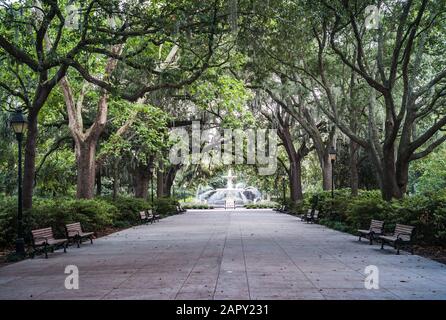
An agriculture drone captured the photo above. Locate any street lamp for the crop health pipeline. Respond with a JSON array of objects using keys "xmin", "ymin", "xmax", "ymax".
[
  {"xmin": 328, "ymin": 146, "xmax": 337, "ymax": 200},
  {"xmin": 10, "ymin": 109, "xmax": 28, "ymax": 256}
]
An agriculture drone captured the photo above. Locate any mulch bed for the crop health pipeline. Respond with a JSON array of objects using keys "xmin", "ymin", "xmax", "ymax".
[{"xmin": 414, "ymin": 245, "xmax": 446, "ymax": 265}]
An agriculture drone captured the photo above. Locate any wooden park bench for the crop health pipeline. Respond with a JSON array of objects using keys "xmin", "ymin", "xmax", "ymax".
[
  {"xmin": 139, "ymin": 210, "xmax": 154, "ymax": 224},
  {"xmin": 149, "ymin": 209, "xmax": 160, "ymax": 222},
  {"xmin": 305, "ymin": 210, "xmax": 319, "ymax": 223},
  {"xmin": 300, "ymin": 209, "xmax": 312, "ymax": 222},
  {"xmin": 225, "ymin": 198, "xmax": 235, "ymax": 210},
  {"xmin": 278, "ymin": 205, "xmax": 289, "ymax": 213},
  {"xmin": 65, "ymin": 222, "xmax": 95, "ymax": 248},
  {"xmin": 31, "ymin": 227, "xmax": 68, "ymax": 258},
  {"xmin": 358, "ymin": 219, "xmax": 384, "ymax": 245},
  {"xmin": 379, "ymin": 224, "xmax": 415, "ymax": 255}
]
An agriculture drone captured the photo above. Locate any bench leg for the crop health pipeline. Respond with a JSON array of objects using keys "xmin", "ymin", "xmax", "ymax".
[
  {"xmin": 90, "ymin": 236, "xmax": 93, "ymax": 245},
  {"xmin": 77, "ymin": 236, "xmax": 81, "ymax": 248},
  {"xmin": 44, "ymin": 243, "xmax": 48, "ymax": 259},
  {"xmin": 369, "ymin": 237, "xmax": 373, "ymax": 245},
  {"xmin": 63, "ymin": 242, "xmax": 67, "ymax": 253},
  {"xmin": 381, "ymin": 242, "xmax": 384, "ymax": 250},
  {"xmin": 358, "ymin": 235, "xmax": 362, "ymax": 242}
]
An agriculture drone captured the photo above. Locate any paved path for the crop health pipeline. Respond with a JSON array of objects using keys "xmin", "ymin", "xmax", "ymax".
[{"xmin": 1, "ymin": 209, "xmax": 446, "ymax": 300}]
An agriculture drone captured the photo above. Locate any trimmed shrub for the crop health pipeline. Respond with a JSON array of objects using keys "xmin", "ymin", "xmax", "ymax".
[
  {"xmin": 245, "ymin": 201, "xmax": 279, "ymax": 209},
  {"xmin": 0, "ymin": 197, "xmax": 118, "ymax": 248},
  {"xmin": 102, "ymin": 196, "xmax": 151, "ymax": 227},
  {"xmin": 154, "ymin": 197, "xmax": 178, "ymax": 216},
  {"xmin": 182, "ymin": 202, "xmax": 214, "ymax": 209},
  {"xmin": 312, "ymin": 189, "xmax": 446, "ymax": 246}
]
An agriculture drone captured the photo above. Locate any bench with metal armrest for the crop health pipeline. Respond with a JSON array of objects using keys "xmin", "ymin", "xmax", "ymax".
[
  {"xmin": 379, "ymin": 224, "xmax": 415, "ymax": 255},
  {"xmin": 65, "ymin": 222, "xmax": 94, "ymax": 248},
  {"xmin": 358, "ymin": 219, "xmax": 384, "ymax": 245},
  {"xmin": 31, "ymin": 227, "xmax": 68, "ymax": 258}
]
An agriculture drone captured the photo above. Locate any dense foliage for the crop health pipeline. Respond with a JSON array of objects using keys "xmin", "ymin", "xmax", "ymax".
[
  {"xmin": 0, "ymin": 1, "xmax": 445, "ymax": 251},
  {"xmin": 284, "ymin": 189, "xmax": 446, "ymax": 246},
  {"xmin": 0, "ymin": 195, "xmax": 183, "ymax": 249}
]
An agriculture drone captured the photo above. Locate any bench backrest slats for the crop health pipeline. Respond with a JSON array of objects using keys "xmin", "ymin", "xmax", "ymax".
[
  {"xmin": 139, "ymin": 211, "xmax": 147, "ymax": 219},
  {"xmin": 393, "ymin": 224, "xmax": 415, "ymax": 241},
  {"xmin": 147, "ymin": 209, "xmax": 153, "ymax": 217},
  {"xmin": 370, "ymin": 220, "xmax": 384, "ymax": 233},
  {"xmin": 313, "ymin": 210, "xmax": 319, "ymax": 218},
  {"xmin": 66, "ymin": 222, "xmax": 82, "ymax": 235},
  {"xmin": 31, "ymin": 227, "xmax": 54, "ymax": 242}
]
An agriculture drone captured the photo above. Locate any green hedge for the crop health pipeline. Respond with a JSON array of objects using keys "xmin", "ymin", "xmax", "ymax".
[
  {"xmin": 154, "ymin": 197, "xmax": 176, "ymax": 215},
  {"xmin": 245, "ymin": 201, "xmax": 279, "ymax": 209},
  {"xmin": 182, "ymin": 203, "xmax": 214, "ymax": 209},
  {"xmin": 0, "ymin": 195, "xmax": 181, "ymax": 249},
  {"xmin": 292, "ymin": 189, "xmax": 446, "ymax": 246},
  {"xmin": 0, "ymin": 197, "xmax": 118, "ymax": 248},
  {"xmin": 101, "ymin": 196, "xmax": 152, "ymax": 228}
]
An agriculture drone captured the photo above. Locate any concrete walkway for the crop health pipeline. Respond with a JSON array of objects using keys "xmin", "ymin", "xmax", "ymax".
[{"xmin": 1, "ymin": 209, "xmax": 445, "ymax": 300}]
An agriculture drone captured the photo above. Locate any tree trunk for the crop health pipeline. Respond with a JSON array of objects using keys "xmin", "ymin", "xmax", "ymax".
[
  {"xmin": 396, "ymin": 156, "xmax": 410, "ymax": 196},
  {"xmin": 23, "ymin": 111, "xmax": 38, "ymax": 210},
  {"xmin": 75, "ymin": 139, "xmax": 97, "ymax": 199},
  {"xmin": 134, "ymin": 163, "xmax": 150, "ymax": 199},
  {"xmin": 322, "ymin": 157, "xmax": 333, "ymax": 191},
  {"xmin": 381, "ymin": 144, "xmax": 403, "ymax": 201},
  {"xmin": 278, "ymin": 124, "xmax": 306, "ymax": 203},
  {"xmin": 163, "ymin": 165, "xmax": 179, "ymax": 198},
  {"xmin": 289, "ymin": 160, "xmax": 303, "ymax": 202},
  {"xmin": 96, "ymin": 167, "xmax": 102, "ymax": 196}
]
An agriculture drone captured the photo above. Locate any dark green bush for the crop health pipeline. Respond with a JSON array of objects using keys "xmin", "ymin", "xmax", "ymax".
[
  {"xmin": 345, "ymin": 190, "xmax": 392, "ymax": 230},
  {"xmin": 154, "ymin": 197, "xmax": 178, "ymax": 216},
  {"xmin": 102, "ymin": 196, "xmax": 151, "ymax": 227},
  {"xmin": 313, "ymin": 189, "xmax": 446, "ymax": 246},
  {"xmin": 0, "ymin": 197, "xmax": 118, "ymax": 248}
]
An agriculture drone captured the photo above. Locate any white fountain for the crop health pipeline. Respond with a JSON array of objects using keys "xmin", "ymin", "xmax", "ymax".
[{"xmin": 196, "ymin": 169, "xmax": 262, "ymax": 207}]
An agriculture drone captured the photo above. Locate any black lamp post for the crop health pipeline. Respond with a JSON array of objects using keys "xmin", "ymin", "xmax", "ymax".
[
  {"xmin": 328, "ymin": 146, "xmax": 337, "ymax": 200},
  {"xmin": 10, "ymin": 109, "xmax": 28, "ymax": 256}
]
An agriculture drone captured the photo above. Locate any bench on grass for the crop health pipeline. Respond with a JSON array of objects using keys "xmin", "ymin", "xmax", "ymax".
[
  {"xmin": 31, "ymin": 227, "xmax": 68, "ymax": 258},
  {"xmin": 65, "ymin": 222, "xmax": 94, "ymax": 248},
  {"xmin": 379, "ymin": 224, "xmax": 415, "ymax": 255},
  {"xmin": 358, "ymin": 220, "xmax": 384, "ymax": 245}
]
